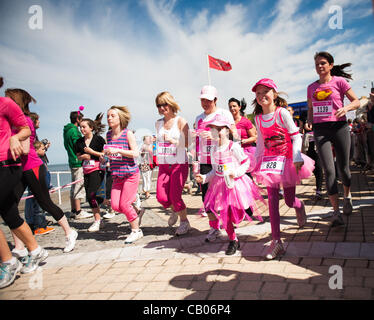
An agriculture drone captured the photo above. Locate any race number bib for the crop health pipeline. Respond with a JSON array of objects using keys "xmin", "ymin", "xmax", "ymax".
[
  {"xmin": 202, "ymin": 143, "xmax": 213, "ymax": 157},
  {"xmin": 260, "ymin": 156, "xmax": 286, "ymax": 175},
  {"xmin": 104, "ymin": 144, "xmax": 122, "ymax": 161},
  {"xmin": 313, "ymin": 101, "xmax": 333, "ymax": 117},
  {"xmin": 82, "ymin": 160, "xmax": 95, "ymax": 169},
  {"xmin": 158, "ymin": 142, "xmax": 177, "ymax": 157}
]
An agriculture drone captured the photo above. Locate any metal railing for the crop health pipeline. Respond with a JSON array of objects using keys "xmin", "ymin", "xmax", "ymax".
[{"xmin": 50, "ymin": 171, "xmax": 71, "ymax": 205}]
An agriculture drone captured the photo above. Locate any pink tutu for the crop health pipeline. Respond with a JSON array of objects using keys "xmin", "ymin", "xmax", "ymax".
[
  {"xmin": 204, "ymin": 174, "xmax": 265, "ymax": 229},
  {"xmin": 253, "ymin": 153, "xmax": 315, "ymax": 188},
  {"xmin": 243, "ymin": 146, "xmax": 256, "ymax": 173}
]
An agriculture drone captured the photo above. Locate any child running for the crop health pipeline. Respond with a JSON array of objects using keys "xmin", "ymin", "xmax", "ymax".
[
  {"xmin": 251, "ymin": 78, "xmax": 315, "ymax": 260},
  {"xmin": 103, "ymin": 106, "xmax": 143, "ymax": 244},
  {"xmin": 75, "ymin": 113, "xmax": 106, "ymax": 232},
  {"xmin": 195, "ymin": 114, "xmax": 265, "ymax": 255}
]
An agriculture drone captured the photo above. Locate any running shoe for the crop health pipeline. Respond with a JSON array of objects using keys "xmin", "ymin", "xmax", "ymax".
[
  {"xmin": 265, "ymin": 240, "xmax": 285, "ymax": 260},
  {"xmin": 168, "ymin": 211, "xmax": 178, "ymax": 227},
  {"xmin": 88, "ymin": 220, "xmax": 101, "ymax": 232},
  {"xmin": 205, "ymin": 228, "xmax": 221, "ymax": 243},
  {"xmin": 34, "ymin": 226, "xmax": 55, "ymax": 236},
  {"xmin": 20, "ymin": 248, "xmax": 49, "ymax": 274},
  {"xmin": 0, "ymin": 260, "xmax": 22, "ymax": 289},
  {"xmin": 11, "ymin": 248, "xmax": 28, "ymax": 259},
  {"xmin": 75, "ymin": 210, "xmax": 93, "ymax": 219},
  {"xmin": 64, "ymin": 229, "xmax": 78, "ymax": 253},
  {"xmin": 330, "ymin": 211, "xmax": 345, "ymax": 228},
  {"xmin": 225, "ymin": 240, "xmax": 240, "ymax": 255},
  {"xmin": 343, "ymin": 197, "xmax": 353, "ymax": 215},
  {"xmin": 103, "ymin": 210, "xmax": 116, "ymax": 219},
  {"xmin": 175, "ymin": 220, "xmax": 191, "ymax": 236},
  {"xmin": 125, "ymin": 229, "xmax": 144, "ymax": 244}
]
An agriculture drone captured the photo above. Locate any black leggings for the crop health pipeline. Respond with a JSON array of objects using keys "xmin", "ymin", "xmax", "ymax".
[
  {"xmin": 314, "ymin": 122, "xmax": 351, "ymax": 195},
  {"xmin": 84, "ymin": 170, "xmax": 105, "ymax": 208},
  {"xmin": 15, "ymin": 165, "xmax": 65, "ymax": 222},
  {"xmin": 0, "ymin": 166, "xmax": 24, "ymax": 230},
  {"xmin": 306, "ymin": 141, "xmax": 323, "ymax": 192}
]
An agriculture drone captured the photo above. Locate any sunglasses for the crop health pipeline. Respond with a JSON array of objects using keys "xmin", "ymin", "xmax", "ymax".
[{"xmin": 156, "ymin": 103, "xmax": 168, "ymax": 108}]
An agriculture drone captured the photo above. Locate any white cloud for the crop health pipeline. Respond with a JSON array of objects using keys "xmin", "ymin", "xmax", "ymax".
[{"xmin": 1, "ymin": 0, "xmax": 373, "ymax": 164}]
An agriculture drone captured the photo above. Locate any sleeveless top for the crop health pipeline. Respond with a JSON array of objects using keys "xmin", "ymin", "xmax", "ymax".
[
  {"xmin": 256, "ymin": 107, "xmax": 293, "ymax": 159},
  {"xmin": 156, "ymin": 116, "xmax": 187, "ymax": 165},
  {"xmin": 106, "ymin": 129, "xmax": 138, "ymax": 178}
]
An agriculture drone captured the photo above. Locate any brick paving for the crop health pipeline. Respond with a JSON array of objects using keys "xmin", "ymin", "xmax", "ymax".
[{"xmin": 0, "ymin": 167, "xmax": 374, "ymax": 300}]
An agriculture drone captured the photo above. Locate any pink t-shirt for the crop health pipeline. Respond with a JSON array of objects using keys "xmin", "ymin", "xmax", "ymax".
[
  {"xmin": 21, "ymin": 116, "xmax": 43, "ymax": 171},
  {"xmin": 235, "ymin": 116, "xmax": 254, "ymax": 148},
  {"xmin": 307, "ymin": 76, "xmax": 351, "ymax": 124},
  {"xmin": 0, "ymin": 97, "xmax": 28, "ymax": 163}
]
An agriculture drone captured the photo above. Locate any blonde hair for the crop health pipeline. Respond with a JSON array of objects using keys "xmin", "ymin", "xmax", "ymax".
[
  {"xmin": 155, "ymin": 91, "xmax": 181, "ymax": 114},
  {"xmin": 108, "ymin": 106, "xmax": 131, "ymax": 130}
]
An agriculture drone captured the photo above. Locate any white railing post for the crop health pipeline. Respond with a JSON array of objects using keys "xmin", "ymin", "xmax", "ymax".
[{"xmin": 56, "ymin": 172, "xmax": 62, "ymax": 205}]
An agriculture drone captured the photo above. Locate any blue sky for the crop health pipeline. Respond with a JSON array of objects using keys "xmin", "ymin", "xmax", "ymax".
[{"xmin": 1, "ymin": 0, "xmax": 373, "ymax": 164}]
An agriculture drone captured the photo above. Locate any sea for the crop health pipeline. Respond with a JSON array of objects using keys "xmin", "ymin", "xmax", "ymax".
[{"xmin": 48, "ymin": 163, "xmax": 71, "ymax": 188}]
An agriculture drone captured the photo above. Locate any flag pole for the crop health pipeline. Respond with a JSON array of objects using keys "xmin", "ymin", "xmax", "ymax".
[{"xmin": 206, "ymin": 54, "xmax": 211, "ymax": 85}]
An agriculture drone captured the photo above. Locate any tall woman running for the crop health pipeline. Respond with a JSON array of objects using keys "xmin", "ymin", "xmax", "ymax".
[
  {"xmin": 104, "ymin": 106, "xmax": 143, "ymax": 244},
  {"xmin": 155, "ymin": 92, "xmax": 190, "ymax": 235},
  {"xmin": 0, "ymin": 78, "xmax": 47, "ymax": 287},
  {"xmin": 6, "ymin": 89, "xmax": 78, "ymax": 254},
  {"xmin": 306, "ymin": 52, "xmax": 360, "ymax": 227}
]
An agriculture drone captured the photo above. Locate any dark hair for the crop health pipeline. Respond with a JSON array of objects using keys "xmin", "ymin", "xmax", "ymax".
[
  {"xmin": 252, "ymin": 91, "xmax": 288, "ymax": 115},
  {"xmin": 314, "ymin": 51, "xmax": 353, "ymax": 80},
  {"xmin": 228, "ymin": 97, "xmax": 247, "ymax": 116},
  {"xmin": 29, "ymin": 112, "xmax": 39, "ymax": 126},
  {"xmin": 70, "ymin": 111, "xmax": 84, "ymax": 124},
  {"xmin": 0, "ymin": 77, "xmax": 3, "ymax": 88},
  {"xmin": 5, "ymin": 88, "xmax": 36, "ymax": 115},
  {"xmin": 80, "ymin": 113, "xmax": 105, "ymax": 135}
]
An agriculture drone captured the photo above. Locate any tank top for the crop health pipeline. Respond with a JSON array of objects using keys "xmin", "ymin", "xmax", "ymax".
[
  {"xmin": 156, "ymin": 116, "xmax": 187, "ymax": 164},
  {"xmin": 106, "ymin": 129, "xmax": 138, "ymax": 178}
]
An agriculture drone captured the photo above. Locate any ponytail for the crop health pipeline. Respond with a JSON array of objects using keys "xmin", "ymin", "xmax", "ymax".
[
  {"xmin": 81, "ymin": 113, "xmax": 105, "ymax": 135},
  {"xmin": 228, "ymin": 97, "xmax": 247, "ymax": 116},
  {"xmin": 314, "ymin": 51, "xmax": 353, "ymax": 81}
]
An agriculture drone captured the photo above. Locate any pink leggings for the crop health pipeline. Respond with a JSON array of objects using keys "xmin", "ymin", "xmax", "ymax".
[
  {"xmin": 267, "ymin": 186, "xmax": 302, "ymax": 241},
  {"xmin": 111, "ymin": 171, "xmax": 140, "ymax": 223},
  {"xmin": 156, "ymin": 164, "xmax": 188, "ymax": 212},
  {"xmin": 209, "ymin": 211, "xmax": 238, "ymax": 241}
]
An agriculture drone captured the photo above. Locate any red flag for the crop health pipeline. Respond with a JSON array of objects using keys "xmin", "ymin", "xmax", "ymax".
[{"xmin": 208, "ymin": 55, "xmax": 232, "ymax": 71}]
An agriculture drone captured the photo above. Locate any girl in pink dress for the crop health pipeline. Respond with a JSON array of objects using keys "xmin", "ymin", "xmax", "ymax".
[
  {"xmin": 251, "ymin": 78, "xmax": 315, "ymax": 260},
  {"xmin": 195, "ymin": 114, "xmax": 265, "ymax": 255}
]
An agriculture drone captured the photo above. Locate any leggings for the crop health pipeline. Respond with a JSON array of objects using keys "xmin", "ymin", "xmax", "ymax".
[
  {"xmin": 314, "ymin": 122, "xmax": 351, "ymax": 195},
  {"xmin": 306, "ymin": 141, "xmax": 323, "ymax": 192},
  {"xmin": 84, "ymin": 170, "xmax": 105, "ymax": 208},
  {"xmin": 267, "ymin": 186, "xmax": 303, "ymax": 241},
  {"xmin": 156, "ymin": 164, "xmax": 188, "ymax": 212},
  {"xmin": 15, "ymin": 165, "xmax": 65, "ymax": 223},
  {"xmin": 0, "ymin": 166, "xmax": 24, "ymax": 230},
  {"xmin": 111, "ymin": 171, "xmax": 139, "ymax": 222},
  {"xmin": 105, "ymin": 169, "xmax": 112, "ymax": 200}
]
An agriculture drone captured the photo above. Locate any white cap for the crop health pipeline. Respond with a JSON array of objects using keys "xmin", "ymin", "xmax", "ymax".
[{"xmin": 200, "ymin": 85, "xmax": 217, "ymax": 101}]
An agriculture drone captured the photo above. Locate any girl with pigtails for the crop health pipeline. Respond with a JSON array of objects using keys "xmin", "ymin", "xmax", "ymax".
[{"xmin": 75, "ymin": 113, "xmax": 106, "ymax": 232}]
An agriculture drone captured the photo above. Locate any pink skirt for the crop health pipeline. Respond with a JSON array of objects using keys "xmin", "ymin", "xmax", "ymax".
[
  {"xmin": 243, "ymin": 146, "xmax": 256, "ymax": 173},
  {"xmin": 253, "ymin": 153, "xmax": 315, "ymax": 188},
  {"xmin": 204, "ymin": 174, "xmax": 265, "ymax": 229}
]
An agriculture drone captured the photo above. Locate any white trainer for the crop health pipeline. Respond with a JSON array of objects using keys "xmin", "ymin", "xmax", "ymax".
[
  {"xmin": 64, "ymin": 229, "xmax": 78, "ymax": 253},
  {"xmin": 205, "ymin": 228, "xmax": 221, "ymax": 242},
  {"xmin": 75, "ymin": 210, "xmax": 93, "ymax": 219},
  {"xmin": 88, "ymin": 220, "xmax": 101, "ymax": 232},
  {"xmin": 103, "ymin": 211, "xmax": 116, "ymax": 219},
  {"xmin": 125, "ymin": 229, "xmax": 144, "ymax": 244},
  {"xmin": 175, "ymin": 220, "xmax": 191, "ymax": 236}
]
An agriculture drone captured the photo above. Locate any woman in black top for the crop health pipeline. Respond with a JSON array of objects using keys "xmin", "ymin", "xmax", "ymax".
[{"xmin": 75, "ymin": 114, "xmax": 106, "ymax": 232}]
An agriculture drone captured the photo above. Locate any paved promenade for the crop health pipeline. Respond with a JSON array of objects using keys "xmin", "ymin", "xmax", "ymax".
[{"xmin": 1, "ymin": 166, "xmax": 374, "ymax": 300}]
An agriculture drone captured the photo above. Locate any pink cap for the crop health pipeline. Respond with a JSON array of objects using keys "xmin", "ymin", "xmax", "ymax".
[
  {"xmin": 205, "ymin": 114, "xmax": 231, "ymax": 128},
  {"xmin": 200, "ymin": 85, "xmax": 218, "ymax": 101},
  {"xmin": 251, "ymin": 78, "xmax": 278, "ymax": 92}
]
